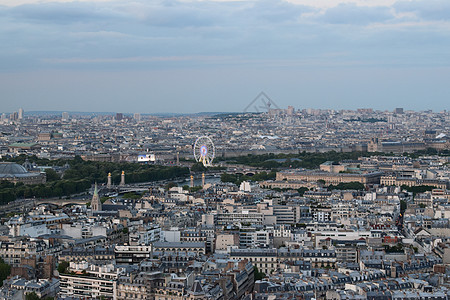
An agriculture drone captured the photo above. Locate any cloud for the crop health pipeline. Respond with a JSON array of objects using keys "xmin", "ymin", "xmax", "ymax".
[
  {"xmin": 244, "ymin": 0, "xmax": 315, "ymax": 23},
  {"xmin": 395, "ymin": 0, "xmax": 450, "ymax": 21},
  {"xmin": 5, "ymin": 1, "xmax": 124, "ymax": 24},
  {"xmin": 0, "ymin": 0, "xmax": 112, "ymax": 7},
  {"xmin": 117, "ymin": 1, "xmax": 219, "ymax": 28},
  {"xmin": 287, "ymin": 0, "xmax": 400, "ymax": 9},
  {"xmin": 1, "ymin": 0, "xmax": 450, "ymax": 112},
  {"xmin": 0, "ymin": 0, "xmax": 449, "ymax": 72},
  {"xmin": 319, "ymin": 3, "xmax": 394, "ymax": 25}
]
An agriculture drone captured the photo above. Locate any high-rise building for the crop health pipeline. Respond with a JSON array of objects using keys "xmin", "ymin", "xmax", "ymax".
[
  {"xmin": 62, "ymin": 112, "xmax": 69, "ymax": 121},
  {"xmin": 115, "ymin": 113, "xmax": 123, "ymax": 121},
  {"xmin": 287, "ymin": 106, "xmax": 295, "ymax": 116},
  {"xmin": 394, "ymin": 108, "xmax": 404, "ymax": 114},
  {"xmin": 18, "ymin": 108, "xmax": 23, "ymax": 120},
  {"xmin": 133, "ymin": 113, "xmax": 141, "ymax": 122}
]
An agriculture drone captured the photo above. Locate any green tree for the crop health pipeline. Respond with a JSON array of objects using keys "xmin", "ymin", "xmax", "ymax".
[
  {"xmin": 189, "ymin": 186, "xmax": 203, "ymax": 192},
  {"xmin": 327, "ymin": 182, "xmax": 365, "ymax": 191},
  {"xmin": 25, "ymin": 292, "xmax": 40, "ymax": 300},
  {"xmin": 253, "ymin": 266, "xmax": 266, "ymax": 281},
  {"xmin": 0, "ymin": 258, "xmax": 11, "ymax": 286},
  {"xmin": 165, "ymin": 182, "xmax": 178, "ymax": 190},
  {"xmin": 400, "ymin": 200, "xmax": 407, "ymax": 212},
  {"xmin": 384, "ymin": 243, "xmax": 404, "ymax": 253},
  {"xmin": 220, "ymin": 173, "xmax": 238, "ymax": 184},
  {"xmin": 44, "ymin": 169, "xmax": 60, "ymax": 181},
  {"xmin": 297, "ymin": 187, "xmax": 309, "ymax": 196},
  {"xmin": 57, "ymin": 261, "xmax": 69, "ymax": 274},
  {"xmin": 191, "ymin": 162, "xmax": 207, "ymax": 172},
  {"xmin": 401, "ymin": 185, "xmax": 435, "ymax": 195},
  {"xmin": 123, "ymin": 193, "xmax": 142, "ymax": 200}
]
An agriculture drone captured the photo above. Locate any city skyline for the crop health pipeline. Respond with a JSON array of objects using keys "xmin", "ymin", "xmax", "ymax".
[
  {"xmin": 1, "ymin": 106, "xmax": 448, "ymax": 116},
  {"xmin": 1, "ymin": 0, "xmax": 450, "ymax": 113}
]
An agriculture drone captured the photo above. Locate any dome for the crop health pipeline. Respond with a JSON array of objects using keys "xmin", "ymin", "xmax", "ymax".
[
  {"xmin": 0, "ymin": 162, "xmax": 29, "ymax": 175},
  {"xmin": 0, "ymin": 162, "xmax": 45, "ymax": 184}
]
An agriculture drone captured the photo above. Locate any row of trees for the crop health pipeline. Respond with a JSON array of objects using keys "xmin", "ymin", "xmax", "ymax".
[
  {"xmin": 189, "ymin": 162, "xmax": 226, "ymax": 173},
  {"xmin": 0, "ymin": 156, "xmax": 191, "ymax": 205},
  {"xmin": 0, "ymin": 179, "xmax": 91, "ymax": 205},
  {"xmin": 401, "ymin": 185, "xmax": 436, "ymax": 195},
  {"xmin": 63, "ymin": 156, "xmax": 189, "ymax": 184},
  {"xmin": 218, "ymin": 148, "xmax": 449, "ymax": 170},
  {"xmin": 220, "ymin": 171, "xmax": 276, "ymax": 186},
  {"xmin": 406, "ymin": 148, "xmax": 449, "ymax": 159},
  {"xmin": 219, "ymin": 151, "xmax": 375, "ymax": 170},
  {"xmin": 326, "ymin": 182, "xmax": 366, "ymax": 191}
]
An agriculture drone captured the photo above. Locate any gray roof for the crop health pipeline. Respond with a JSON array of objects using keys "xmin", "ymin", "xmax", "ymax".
[
  {"xmin": 190, "ymin": 280, "xmax": 205, "ymax": 295},
  {"xmin": 0, "ymin": 162, "xmax": 29, "ymax": 176}
]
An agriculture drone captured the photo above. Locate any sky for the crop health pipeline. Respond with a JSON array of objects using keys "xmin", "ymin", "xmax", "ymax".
[{"xmin": 1, "ymin": 0, "xmax": 450, "ymax": 113}]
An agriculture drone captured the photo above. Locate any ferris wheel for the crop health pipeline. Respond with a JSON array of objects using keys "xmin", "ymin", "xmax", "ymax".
[{"xmin": 193, "ymin": 136, "xmax": 215, "ymax": 167}]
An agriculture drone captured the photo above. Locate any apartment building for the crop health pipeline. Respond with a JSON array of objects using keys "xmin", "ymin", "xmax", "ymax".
[
  {"xmin": 59, "ymin": 262, "xmax": 124, "ymax": 299},
  {"xmin": 230, "ymin": 249, "xmax": 278, "ymax": 275}
]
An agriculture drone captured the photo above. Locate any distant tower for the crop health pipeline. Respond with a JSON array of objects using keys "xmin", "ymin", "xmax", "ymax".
[
  {"xmin": 190, "ymin": 175, "xmax": 194, "ymax": 188},
  {"xmin": 176, "ymin": 152, "xmax": 180, "ymax": 165},
  {"xmin": 91, "ymin": 183, "xmax": 102, "ymax": 211},
  {"xmin": 120, "ymin": 171, "xmax": 125, "ymax": 186},
  {"xmin": 107, "ymin": 173, "xmax": 112, "ymax": 189},
  {"xmin": 394, "ymin": 108, "xmax": 404, "ymax": 114},
  {"xmin": 18, "ymin": 108, "xmax": 24, "ymax": 120},
  {"xmin": 62, "ymin": 112, "xmax": 69, "ymax": 122},
  {"xmin": 202, "ymin": 173, "xmax": 205, "ymax": 188},
  {"xmin": 287, "ymin": 106, "xmax": 294, "ymax": 116}
]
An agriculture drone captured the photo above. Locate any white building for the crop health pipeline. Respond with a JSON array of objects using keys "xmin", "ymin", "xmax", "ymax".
[
  {"xmin": 129, "ymin": 222, "xmax": 161, "ymax": 245},
  {"xmin": 59, "ymin": 262, "xmax": 124, "ymax": 299}
]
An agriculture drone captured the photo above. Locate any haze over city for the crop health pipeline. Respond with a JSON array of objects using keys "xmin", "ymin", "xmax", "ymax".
[{"xmin": 1, "ymin": 0, "xmax": 450, "ymax": 113}]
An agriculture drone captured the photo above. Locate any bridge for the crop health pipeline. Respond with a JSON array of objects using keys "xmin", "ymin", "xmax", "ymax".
[
  {"xmin": 224, "ymin": 165, "xmax": 272, "ymax": 176},
  {"xmin": 34, "ymin": 198, "xmax": 89, "ymax": 207}
]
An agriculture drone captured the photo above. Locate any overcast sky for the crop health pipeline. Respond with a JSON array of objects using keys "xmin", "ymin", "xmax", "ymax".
[{"xmin": 1, "ymin": 0, "xmax": 449, "ymax": 113}]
